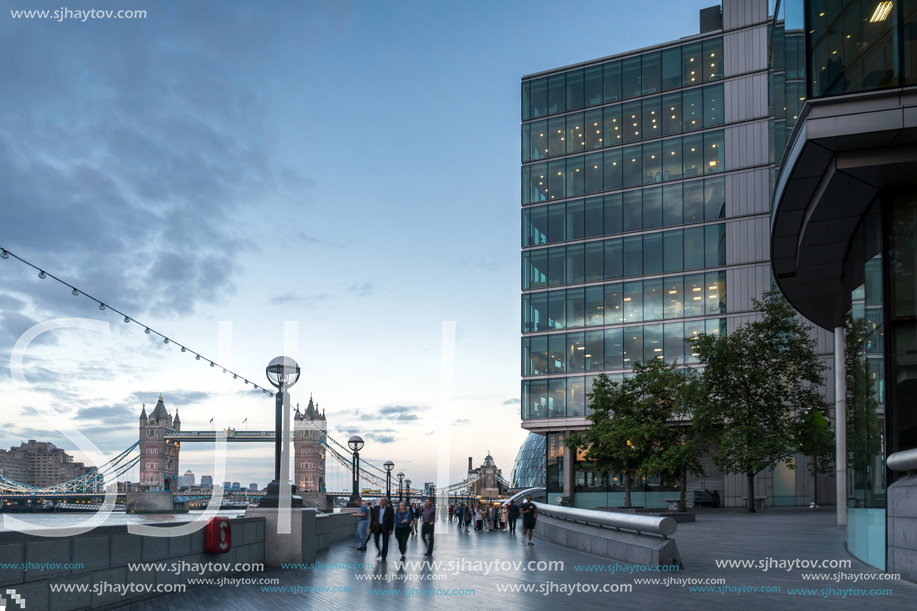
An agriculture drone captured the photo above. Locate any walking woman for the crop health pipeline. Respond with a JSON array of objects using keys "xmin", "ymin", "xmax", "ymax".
[
  {"xmin": 463, "ymin": 504, "xmax": 472, "ymax": 532},
  {"xmin": 394, "ymin": 501, "xmax": 413, "ymax": 561}
]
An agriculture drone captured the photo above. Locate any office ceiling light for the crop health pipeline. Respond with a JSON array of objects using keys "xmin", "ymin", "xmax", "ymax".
[{"xmin": 870, "ymin": 1, "xmax": 892, "ymax": 21}]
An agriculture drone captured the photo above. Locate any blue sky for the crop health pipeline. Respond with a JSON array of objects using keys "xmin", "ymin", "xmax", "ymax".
[{"xmin": 0, "ymin": 0, "xmax": 716, "ymax": 489}]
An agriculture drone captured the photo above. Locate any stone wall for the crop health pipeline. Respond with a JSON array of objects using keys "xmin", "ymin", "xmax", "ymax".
[
  {"xmin": 0, "ymin": 517, "xmax": 265, "ymax": 611},
  {"xmin": 316, "ymin": 512, "xmax": 357, "ymax": 552},
  {"xmin": 887, "ymin": 474, "xmax": 917, "ymax": 582}
]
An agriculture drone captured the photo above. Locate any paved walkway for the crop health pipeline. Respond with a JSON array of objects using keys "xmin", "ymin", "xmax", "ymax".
[{"xmin": 116, "ymin": 507, "xmax": 917, "ymax": 610}]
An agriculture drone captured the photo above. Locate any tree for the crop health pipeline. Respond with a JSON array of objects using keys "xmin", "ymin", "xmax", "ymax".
[
  {"xmin": 796, "ymin": 406, "xmax": 834, "ymax": 506},
  {"xmin": 690, "ymin": 287, "xmax": 829, "ymax": 513},
  {"xmin": 565, "ymin": 359, "xmax": 704, "ymax": 510}
]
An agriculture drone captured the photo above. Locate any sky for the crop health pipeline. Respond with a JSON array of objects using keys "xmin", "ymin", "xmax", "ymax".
[{"xmin": 0, "ymin": 0, "xmax": 717, "ymax": 491}]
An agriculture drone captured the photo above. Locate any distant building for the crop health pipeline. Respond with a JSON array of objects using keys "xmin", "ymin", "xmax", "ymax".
[
  {"xmin": 511, "ymin": 433, "xmax": 546, "ymax": 490},
  {"xmin": 231, "ymin": 482, "xmax": 241, "ymax": 491},
  {"xmin": 182, "ymin": 470, "xmax": 195, "ymax": 487},
  {"xmin": 293, "ymin": 397, "xmax": 327, "ymax": 493},
  {"xmin": 0, "ymin": 440, "xmax": 93, "ymax": 487},
  {"xmin": 249, "ymin": 483, "xmax": 258, "ymax": 491},
  {"xmin": 467, "ymin": 454, "xmax": 504, "ymax": 498},
  {"xmin": 201, "ymin": 475, "xmax": 213, "ymax": 487}
]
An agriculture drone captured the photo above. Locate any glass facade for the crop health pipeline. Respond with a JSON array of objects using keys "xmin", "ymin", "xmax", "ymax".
[{"xmin": 511, "ymin": 432, "xmax": 546, "ymax": 489}]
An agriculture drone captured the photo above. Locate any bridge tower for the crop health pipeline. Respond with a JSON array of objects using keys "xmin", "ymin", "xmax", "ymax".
[
  {"xmin": 138, "ymin": 395, "xmax": 181, "ymax": 491},
  {"xmin": 293, "ymin": 396, "xmax": 326, "ymax": 494}
]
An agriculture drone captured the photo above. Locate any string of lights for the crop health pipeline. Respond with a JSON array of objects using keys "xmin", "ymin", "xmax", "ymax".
[{"xmin": 0, "ymin": 246, "xmax": 274, "ymax": 397}]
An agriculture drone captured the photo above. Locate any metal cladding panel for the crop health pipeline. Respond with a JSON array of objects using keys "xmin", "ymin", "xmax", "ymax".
[
  {"xmin": 724, "ymin": 25, "xmax": 768, "ymax": 77},
  {"xmin": 724, "ymin": 73, "xmax": 769, "ymax": 124},
  {"xmin": 726, "ymin": 217, "xmax": 770, "ymax": 266},
  {"xmin": 725, "ymin": 168, "xmax": 769, "ymax": 218},
  {"xmin": 724, "ymin": 120, "xmax": 769, "ymax": 171},
  {"xmin": 723, "ymin": 0, "xmax": 768, "ymax": 31},
  {"xmin": 726, "ymin": 264, "xmax": 770, "ymax": 314}
]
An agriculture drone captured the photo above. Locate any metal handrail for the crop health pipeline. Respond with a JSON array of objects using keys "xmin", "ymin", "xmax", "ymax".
[
  {"xmin": 533, "ymin": 502, "xmax": 677, "ymax": 537},
  {"xmin": 888, "ymin": 448, "xmax": 917, "ymax": 473}
]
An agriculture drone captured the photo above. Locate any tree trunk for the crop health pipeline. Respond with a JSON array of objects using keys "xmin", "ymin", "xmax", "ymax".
[
  {"xmin": 812, "ymin": 456, "xmax": 818, "ymax": 507},
  {"xmin": 624, "ymin": 462, "xmax": 632, "ymax": 508},
  {"xmin": 679, "ymin": 464, "xmax": 687, "ymax": 512},
  {"xmin": 746, "ymin": 472, "xmax": 756, "ymax": 513}
]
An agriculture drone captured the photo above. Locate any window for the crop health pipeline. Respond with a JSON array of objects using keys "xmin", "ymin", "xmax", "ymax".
[
  {"xmin": 524, "ymin": 248, "xmax": 547, "ymax": 289},
  {"xmin": 604, "ymin": 193, "xmax": 623, "ymax": 235},
  {"xmin": 704, "ymin": 130, "xmax": 724, "ymax": 174},
  {"xmin": 706, "ymin": 270, "xmax": 726, "ymax": 314},
  {"xmin": 604, "ymin": 104, "xmax": 623, "ymax": 148},
  {"xmin": 642, "ymin": 52, "xmax": 661, "ymax": 94},
  {"xmin": 703, "ymin": 37, "xmax": 723, "ymax": 82},
  {"xmin": 604, "ymin": 238, "xmax": 623, "ymax": 279},
  {"xmin": 604, "ymin": 148, "xmax": 623, "ymax": 191},
  {"xmin": 684, "ymin": 273, "xmax": 705, "ymax": 317},
  {"xmin": 548, "ymin": 116, "xmax": 565, "ymax": 157},
  {"xmin": 585, "ymin": 329, "xmax": 604, "ymax": 371},
  {"xmin": 566, "ymin": 287, "xmax": 585, "ymax": 328},
  {"xmin": 663, "ymin": 138, "xmax": 682, "ymax": 181},
  {"xmin": 567, "ymin": 376, "xmax": 586, "ymax": 416},
  {"xmin": 705, "ymin": 223, "xmax": 726, "ymax": 267},
  {"xmin": 605, "ymin": 327, "xmax": 623, "ymax": 369},
  {"xmin": 662, "ymin": 92, "xmax": 682, "ymax": 136},
  {"xmin": 703, "ymin": 83, "xmax": 724, "ymax": 126},
  {"xmin": 548, "ymin": 246, "xmax": 566, "ymax": 286},
  {"xmin": 644, "ymin": 324, "xmax": 664, "ymax": 362},
  {"xmin": 644, "ymin": 232, "xmax": 663, "ymax": 275},
  {"xmin": 549, "ymin": 334, "xmax": 566, "ymax": 374},
  {"xmin": 566, "ymin": 68, "xmax": 584, "ymax": 110},
  {"xmin": 623, "ymin": 146, "xmax": 642, "ymax": 188},
  {"xmin": 585, "ymin": 108, "xmax": 603, "ymax": 149},
  {"xmin": 585, "ymin": 285, "xmax": 604, "ymax": 325},
  {"xmin": 548, "ymin": 73, "xmax": 566, "ymax": 114},
  {"xmin": 622, "ymin": 56, "xmax": 642, "ymax": 98},
  {"xmin": 664, "ymin": 229, "xmax": 684, "ymax": 272},
  {"xmin": 644, "ymin": 278, "xmax": 664, "ymax": 321},
  {"xmin": 623, "ymin": 326, "xmax": 643, "ymax": 366},
  {"xmin": 549, "ymin": 291, "xmax": 565, "ymax": 329},
  {"xmin": 642, "ymin": 96, "xmax": 662, "ymax": 140},
  {"xmin": 683, "ymin": 87, "xmax": 703, "ymax": 131},
  {"xmin": 684, "ymin": 180, "xmax": 704, "ymax": 222},
  {"xmin": 604, "ymin": 283, "xmax": 623, "ymax": 324},
  {"xmin": 566, "ymin": 243, "xmax": 585, "ymax": 284},
  {"xmin": 523, "ymin": 205, "xmax": 547, "ymax": 246},
  {"xmin": 684, "ymin": 226, "xmax": 705, "ymax": 270},
  {"xmin": 547, "ymin": 203, "xmax": 565, "ymax": 243},
  {"xmin": 664, "ymin": 322, "xmax": 685, "ymax": 363},
  {"xmin": 567, "ymin": 333, "xmax": 586, "ymax": 373},
  {"xmin": 585, "ymin": 243, "xmax": 604, "ymax": 283},
  {"xmin": 566, "ymin": 200, "xmax": 585, "ymax": 240},
  {"xmin": 585, "ymin": 152, "xmax": 604, "ymax": 194},
  {"xmin": 585, "ymin": 197, "xmax": 604, "ymax": 237},
  {"xmin": 664, "ymin": 276, "xmax": 684, "ymax": 319},
  {"xmin": 623, "ymin": 101, "xmax": 642, "ymax": 143},
  {"xmin": 643, "ymin": 186, "xmax": 662, "ymax": 229},
  {"xmin": 623, "ymin": 280, "xmax": 643, "ymax": 322},
  {"xmin": 530, "ymin": 77, "xmax": 547, "ymax": 118},
  {"xmin": 548, "ymin": 159, "xmax": 565, "ymax": 200},
  {"xmin": 548, "ymin": 377, "xmax": 566, "ymax": 415},
  {"xmin": 643, "ymin": 141, "xmax": 662, "ymax": 184},
  {"xmin": 682, "ymin": 41, "xmax": 702, "ymax": 85},
  {"xmin": 663, "ymin": 183, "xmax": 683, "ymax": 226},
  {"xmin": 604, "ymin": 60, "xmax": 622, "ymax": 102},
  {"xmin": 623, "ymin": 191, "xmax": 642, "ymax": 232},
  {"xmin": 584, "ymin": 64, "xmax": 603, "ymax": 106},
  {"xmin": 566, "ymin": 113, "xmax": 585, "ymax": 155},
  {"xmin": 661, "ymin": 46, "xmax": 682, "ymax": 90},
  {"xmin": 704, "ymin": 177, "xmax": 725, "ymax": 220},
  {"xmin": 683, "ymin": 134, "xmax": 703, "ymax": 177}
]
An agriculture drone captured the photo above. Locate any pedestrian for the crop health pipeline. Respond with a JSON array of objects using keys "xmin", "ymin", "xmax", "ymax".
[
  {"xmin": 463, "ymin": 503, "xmax": 472, "ymax": 532},
  {"xmin": 506, "ymin": 500, "xmax": 520, "ymax": 534},
  {"xmin": 489, "ymin": 503, "xmax": 497, "ymax": 531},
  {"xmin": 448, "ymin": 504, "xmax": 454, "ymax": 522},
  {"xmin": 370, "ymin": 496, "xmax": 394, "ymax": 560},
  {"xmin": 421, "ymin": 497, "xmax": 436, "ymax": 556},
  {"xmin": 500, "ymin": 503, "xmax": 508, "ymax": 530},
  {"xmin": 520, "ymin": 494, "xmax": 538, "ymax": 546},
  {"xmin": 454, "ymin": 503, "xmax": 463, "ymax": 527},
  {"xmin": 475, "ymin": 505, "xmax": 483, "ymax": 532},
  {"xmin": 354, "ymin": 497, "xmax": 370, "ymax": 550},
  {"xmin": 394, "ymin": 501, "xmax": 412, "ymax": 562},
  {"xmin": 411, "ymin": 502, "xmax": 420, "ymax": 535}
]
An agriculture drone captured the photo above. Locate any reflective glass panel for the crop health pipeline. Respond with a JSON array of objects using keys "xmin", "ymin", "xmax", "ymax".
[
  {"xmin": 704, "ymin": 130, "xmax": 724, "ymax": 174},
  {"xmin": 623, "ymin": 146, "xmax": 642, "ymax": 188},
  {"xmin": 684, "ymin": 180, "xmax": 704, "ymax": 222},
  {"xmin": 683, "ymin": 134, "xmax": 703, "ymax": 178},
  {"xmin": 585, "ymin": 242, "xmax": 604, "ymax": 283},
  {"xmin": 663, "ymin": 184, "xmax": 683, "ymax": 226},
  {"xmin": 524, "ymin": 205, "xmax": 548, "ymax": 246},
  {"xmin": 585, "ymin": 65, "xmax": 604, "ymax": 106},
  {"xmin": 644, "ymin": 277, "xmax": 664, "ymax": 321},
  {"xmin": 566, "ymin": 156, "xmax": 584, "ymax": 198},
  {"xmin": 684, "ymin": 273, "xmax": 705, "ymax": 316},
  {"xmin": 664, "ymin": 275, "xmax": 684, "ymax": 319},
  {"xmin": 566, "ymin": 290, "xmax": 585, "ymax": 329},
  {"xmin": 661, "ymin": 46, "xmax": 682, "ymax": 90},
  {"xmin": 685, "ymin": 320, "xmax": 705, "ymax": 364},
  {"xmin": 604, "ymin": 238, "xmax": 623, "ymax": 279},
  {"xmin": 548, "ymin": 289, "xmax": 565, "ymax": 329},
  {"xmin": 585, "ymin": 108, "xmax": 604, "ymax": 149},
  {"xmin": 585, "ymin": 330, "xmax": 604, "ymax": 372},
  {"xmin": 604, "ymin": 148, "xmax": 623, "ymax": 191},
  {"xmin": 643, "ymin": 141, "xmax": 662, "ymax": 184},
  {"xmin": 703, "ymin": 37, "xmax": 723, "ymax": 82},
  {"xmin": 547, "ymin": 203, "xmax": 565, "ymax": 243},
  {"xmin": 644, "ymin": 232, "xmax": 663, "ymax": 275},
  {"xmin": 664, "ymin": 322, "xmax": 685, "ymax": 363},
  {"xmin": 624, "ymin": 101, "xmax": 642, "ymax": 143},
  {"xmin": 585, "ymin": 152, "xmax": 604, "ymax": 194},
  {"xmin": 704, "ymin": 177, "xmax": 726, "ymax": 220},
  {"xmin": 623, "ymin": 235, "xmax": 643, "ymax": 277},
  {"xmin": 548, "ymin": 73, "xmax": 566, "ymax": 114},
  {"xmin": 585, "ymin": 197, "xmax": 604, "ymax": 238},
  {"xmin": 623, "ymin": 280, "xmax": 643, "ymax": 322},
  {"xmin": 622, "ymin": 56, "xmax": 642, "ymax": 98},
  {"xmin": 642, "ymin": 96, "xmax": 662, "ymax": 140},
  {"xmin": 703, "ymin": 83, "xmax": 724, "ymax": 126},
  {"xmin": 663, "ymin": 229, "xmax": 684, "ymax": 272},
  {"xmin": 604, "ymin": 60, "xmax": 622, "ymax": 102},
  {"xmin": 566, "ymin": 200, "xmax": 585, "ymax": 241},
  {"xmin": 604, "ymin": 104, "xmax": 623, "ymax": 147},
  {"xmin": 548, "ymin": 117, "xmax": 565, "ymax": 157},
  {"xmin": 548, "ymin": 334, "xmax": 566, "ymax": 375},
  {"xmin": 548, "ymin": 377, "xmax": 565, "ymax": 416},
  {"xmin": 706, "ymin": 270, "xmax": 726, "ymax": 314},
  {"xmin": 705, "ymin": 223, "xmax": 726, "ymax": 267},
  {"xmin": 623, "ymin": 326, "xmax": 643, "ymax": 367},
  {"xmin": 604, "ymin": 282, "xmax": 624, "ymax": 324},
  {"xmin": 682, "ymin": 41, "xmax": 702, "ymax": 86},
  {"xmin": 605, "ymin": 327, "xmax": 623, "ymax": 369},
  {"xmin": 566, "ymin": 69, "xmax": 584, "ymax": 110},
  {"xmin": 643, "ymin": 186, "xmax": 663, "ymax": 229},
  {"xmin": 644, "ymin": 324, "xmax": 664, "ymax": 362},
  {"xmin": 567, "ymin": 243, "xmax": 585, "ymax": 284},
  {"xmin": 566, "ymin": 112, "xmax": 585, "ymax": 154},
  {"xmin": 662, "ymin": 92, "xmax": 682, "ymax": 136},
  {"xmin": 604, "ymin": 193, "xmax": 623, "ymax": 235},
  {"xmin": 684, "ymin": 226, "xmax": 705, "ymax": 270},
  {"xmin": 530, "ymin": 77, "xmax": 548, "ymax": 118},
  {"xmin": 530, "ymin": 336, "xmax": 547, "ymax": 375},
  {"xmin": 530, "ymin": 119, "xmax": 548, "ymax": 161},
  {"xmin": 642, "ymin": 52, "xmax": 661, "ymax": 94},
  {"xmin": 683, "ymin": 88, "xmax": 703, "ymax": 131},
  {"xmin": 663, "ymin": 138, "xmax": 683, "ymax": 181},
  {"xmin": 548, "ymin": 246, "xmax": 566, "ymax": 285},
  {"xmin": 567, "ymin": 375, "xmax": 586, "ymax": 416},
  {"xmin": 585, "ymin": 285, "xmax": 604, "ymax": 326},
  {"xmin": 623, "ymin": 190, "xmax": 642, "ymax": 232}
]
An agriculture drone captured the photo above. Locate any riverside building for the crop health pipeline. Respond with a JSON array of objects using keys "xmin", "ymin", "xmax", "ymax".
[{"xmin": 520, "ymin": 1, "xmax": 838, "ymax": 511}]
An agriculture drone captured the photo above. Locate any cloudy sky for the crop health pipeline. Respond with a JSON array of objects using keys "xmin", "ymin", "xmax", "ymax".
[{"xmin": 0, "ymin": 0, "xmax": 712, "ymax": 490}]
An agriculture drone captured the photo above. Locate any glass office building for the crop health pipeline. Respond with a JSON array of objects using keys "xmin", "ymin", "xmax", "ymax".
[
  {"xmin": 521, "ymin": 0, "xmax": 837, "ymax": 511},
  {"xmin": 511, "ymin": 432, "xmax": 547, "ymax": 490},
  {"xmin": 770, "ymin": 0, "xmax": 917, "ymax": 578}
]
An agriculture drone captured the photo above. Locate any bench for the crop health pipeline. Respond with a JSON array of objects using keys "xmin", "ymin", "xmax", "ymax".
[
  {"xmin": 741, "ymin": 496, "xmax": 767, "ymax": 510},
  {"xmin": 665, "ymin": 498, "xmax": 681, "ymax": 511}
]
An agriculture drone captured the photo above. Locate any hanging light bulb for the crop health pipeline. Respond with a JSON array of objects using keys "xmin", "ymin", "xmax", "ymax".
[
  {"xmin": 38, "ymin": 271, "xmax": 46, "ymax": 279},
  {"xmin": 0, "ymin": 251, "xmax": 8, "ymax": 259},
  {"xmin": 72, "ymin": 288, "xmax": 79, "ymax": 296},
  {"xmin": 210, "ymin": 362, "xmax": 215, "ymax": 367},
  {"xmin": 145, "ymin": 328, "xmax": 151, "ymax": 334},
  {"xmin": 99, "ymin": 303, "xmax": 105, "ymax": 310},
  {"xmin": 123, "ymin": 316, "xmax": 130, "ymax": 323},
  {"xmin": 196, "ymin": 355, "xmax": 201, "ymax": 360},
  {"xmin": 163, "ymin": 338, "xmax": 169, "ymax": 344},
  {"xmin": 222, "ymin": 368, "xmax": 226, "ymax": 373},
  {"xmin": 233, "ymin": 374, "xmax": 237, "ymax": 379},
  {"xmin": 181, "ymin": 347, "xmax": 186, "ymax": 353}
]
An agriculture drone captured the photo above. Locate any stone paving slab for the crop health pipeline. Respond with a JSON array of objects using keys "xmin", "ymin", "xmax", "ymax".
[{"xmin": 114, "ymin": 507, "xmax": 917, "ymax": 610}]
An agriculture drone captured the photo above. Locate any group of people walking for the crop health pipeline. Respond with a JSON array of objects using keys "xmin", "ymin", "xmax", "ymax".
[
  {"xmin": 353, "ymin": 497, "xmax": 436, "ymax": 561},
  {"xmin": 353, "ymin": 494, "xmax": 540, "ymax": 561},
  {"xmin": 450, "ymin": 495, "xmax": 539, "ymax": 545}
]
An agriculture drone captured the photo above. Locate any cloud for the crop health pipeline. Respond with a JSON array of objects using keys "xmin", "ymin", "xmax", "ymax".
[
  {"xmin": 502, "ymin": 398, "xmax": 520, "ymax": 405},
  {"xmin": 268, "ymin": 292, "xmax": 332, "ymax": 308},
  {"xmin": 377, "ymin": 405, "xmax": 424, "ymax": 415},
  {"xmin": 453, "ymin": 419, "xmax": 471, "ymax": 425},
  {"xmin": 346, "ymin": 281, "xmax": 374, "ymax": 297},
  {"xmin": 126, "ymin": 390, "xmax": 211, "ymax": 407}
]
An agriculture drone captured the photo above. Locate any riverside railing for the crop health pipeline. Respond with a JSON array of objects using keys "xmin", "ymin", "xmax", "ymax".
[{"xmin": 533, "ymin": 502, "xmax": 678, "ymax": 538}]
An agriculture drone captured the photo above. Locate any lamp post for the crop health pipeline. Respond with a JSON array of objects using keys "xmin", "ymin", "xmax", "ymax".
[
  {"xmin": 383, "ymin": 461, "xmax": 394, "ymax": 499},
  {"xmin": 405, "ymin": 479, "xmax": 412, "ymax": 505},
  {"xmin": 397, "ymin": 472, "xmax": 404, "ymax": 503},
  {"xmin": 259, "ymin": 356, "xmax": 303, "ymax": 508},
  {"xmin": 348, "ymin": 435, "xmax": 364, "ymax": 505}
]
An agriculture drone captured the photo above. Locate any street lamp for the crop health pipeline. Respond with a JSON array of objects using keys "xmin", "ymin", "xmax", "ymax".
[
  {"xmin": 383, "ymin": 461, "xmax": 394, "ymax": 499},
  {"xmin": 348, "ymin": 435, "xmax": 364, "ymax": 505},
  {"xmin": 405, "ymin": 479, "xmax": 412, "ymax": 505},
  {"xmin": 259, "ymin": 356, "xmax": 303, "ymax": 508},
  {"xmin": 397, "ymin": 472, "xmax": 405, "ymax": 503}
]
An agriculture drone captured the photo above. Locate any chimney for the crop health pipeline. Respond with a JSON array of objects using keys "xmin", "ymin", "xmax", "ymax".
[{"xmin": 468, "ymin": 457, "xmax": 473, "ymax": 471}]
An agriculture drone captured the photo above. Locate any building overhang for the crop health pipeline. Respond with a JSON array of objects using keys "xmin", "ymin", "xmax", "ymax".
[
  {"xmin": 522, "ymin": 417, "xmax": 590, "ymax": 434},
  {"xmin": 771, "ymin": 88, "xmax": 917, "ymax": 329}
]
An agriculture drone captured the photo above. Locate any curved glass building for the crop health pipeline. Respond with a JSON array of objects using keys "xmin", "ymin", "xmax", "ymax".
[{"xmin": 511, "ymin": 433, "xmax": 546, "ymax": 489}]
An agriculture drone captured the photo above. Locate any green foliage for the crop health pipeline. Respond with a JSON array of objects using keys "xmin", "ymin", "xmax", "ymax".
[
  {"xmin": 797, "ymin": 406, "xmax": 834, "ymax": 476},
  {"xmin": 690, "ymin": 287, "xmax": 829, "ymax": 486},
  {"xmin": 845, "ymin": 312, "xmax": 884, "ymax": 478}
]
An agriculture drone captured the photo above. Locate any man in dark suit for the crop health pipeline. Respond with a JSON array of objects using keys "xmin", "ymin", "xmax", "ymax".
[{"xmin": 370, "ymin": 496, "xmax": 394, "ymax": 560}]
